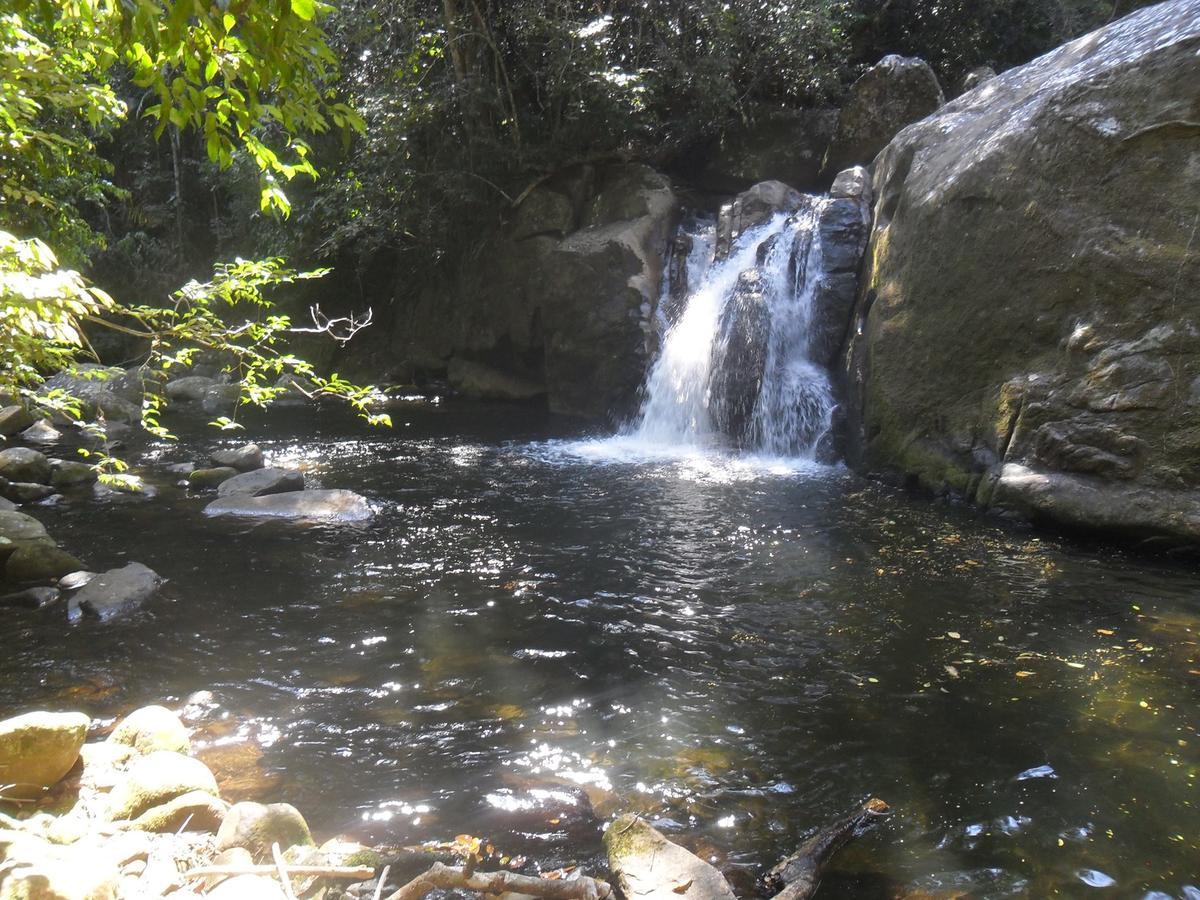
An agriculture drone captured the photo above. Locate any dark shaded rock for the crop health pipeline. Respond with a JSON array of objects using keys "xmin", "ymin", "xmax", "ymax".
[
  {"xmin": 43, "ymin": 364, "xmax": 147, "ymax": 423},
  {"xmin": 447, "ymin": 358, "xmax": 546, "ymax": 401},
  {"xmin": 211, "ymin": 444, "xmax": 263, "ymax": 472},
  {"xmin": 709, "ymin": 271, "xmax": 771, "ymax": 444},
  {"xmin": 202, "ymin": 383, "xmax": 241, "ymax": 415},
  {"xmin": 511, "ymin": 186, "xmax": 576, "ymax": 240},
  {"xmin": 0, "ymin": 480, "xmax": 56, "ymax": 503},
  {"xmin": 823, "ymin": 54, "xmax": 944, "ymax": 175},
  {"xmin": 49, "ymin": 459, "xmax": 97, "ymax": 488},
  {"xmin": 204, "ymin": 489, "xmax": 373, "ymax": 522},
  {"xmin": 0, "ymin": 510, "xmax": 51, "ymax": 561},
  {"xmin": 0, "ymin": 447, "xmax": 51, "ymax": 484},
  {"xmin": 844, "ymin": 1, "xmax": 1200, "ymax": 544},
  {"xmin": 216, "ymin": 467, "xmax": 305, "ymax": 498},
  {"xmin": 190, "ymin": 466, "xmax": 239, "ymax": 490},
  {"xmin": 808, "ymin": 178, "xmax": 872, "ymax": 368},
  {"xmin": 6, "ymin": 543, "xmax": 83, "ymax": 582},
  {"xmin": 165, "ymin": 374, "xmax": 218, "ymax": 402},
  {"xmin": 69, "ymin": 562, "xmax": 161, "ymax": 622},
  {"xmin": 690, "ymin": 107, "xmax": 838, "ymax": 194},
  {"xmin": 0, "ymin": 586, "xmax": 59, "ymax": 608}
]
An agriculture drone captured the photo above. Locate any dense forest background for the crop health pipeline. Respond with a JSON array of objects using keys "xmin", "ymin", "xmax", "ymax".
[{"xmin": 77, "ymin": 0, "xmax": 1156, "ymax": 321}]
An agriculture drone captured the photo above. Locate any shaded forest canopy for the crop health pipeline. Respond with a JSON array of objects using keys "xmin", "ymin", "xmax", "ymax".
[{"xmin": 15, "ymin": 0, "xmax": 1159, "ymax": 319}]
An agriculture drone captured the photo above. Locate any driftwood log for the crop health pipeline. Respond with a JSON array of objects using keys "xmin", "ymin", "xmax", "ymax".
[
  {"xmin": 384, "ymin": 861, "xmax": 613, "ymax": 900},
  {"xmin": 762, "ymin": 798, "xmax": 891, "ymax": 900}
]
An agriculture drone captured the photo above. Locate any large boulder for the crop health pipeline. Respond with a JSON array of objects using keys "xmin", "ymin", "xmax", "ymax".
[
  {"xmin": 0, "ymin": 711, "xmax": 90, "ymax": 800},
  {"xmin": 0, "ymin": 448, "xmax": 51, "ymax": 484},
  {"xmin": 49, "ymin": 459, "xmax": 97, "ymax": 489},
  {"xmin": 215, "ymin": 467, "xmax": 304, "ymax": 498},
  {"xmin": 5, "ymin": 543, "xmax": 83, "ymax": 582},
  {"xmin": 68, "ymin": 562, "xmax": 161, "ymax": 623},
  {"xmin": 808, "ymin": 168, "xmax": 873, "ymax": 368},
  {"xmin": 164, "ymin": 375, "xmax": 218, "ymax": 402},
  {"xmin": 823, "ymin": 54, "xmax": 944, "ymax": 175},
  {"xmin": 708, "ymin": 271, "xmax": 771, "ymax": 444},
  {"xmin": 216, "ymin": 801, "xmax": 313, "ymax": 861},
  {"xmin": 713, "ymin": 180, "xmax": 804, "ymax": 262},
  {"xmin": 42, "ymin": 364, "xmax": 146, "ymax": 424},
  {"xmin": 604, "ymin": 814, "xmax": 736, "ymax": 900},
  {"xmin": 842, "ymin": 1, "xmax": 1200, "ymax": 544},
  {"xmin": 204, "ymin": 489, "xmax": 373, "ymax": 523},
  {"xmin": 106, "ymin": 750, "xmax": 218, "ymax": 821}
]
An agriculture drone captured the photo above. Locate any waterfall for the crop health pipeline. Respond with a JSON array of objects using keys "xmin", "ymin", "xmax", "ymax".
[{"xmin": 628, "ymin": 197, "xmax": 837, "ymax": 459}]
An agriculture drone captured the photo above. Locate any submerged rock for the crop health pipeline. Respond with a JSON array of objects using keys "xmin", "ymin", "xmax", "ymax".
[
  {"xmin": 204, "ymin": 489, "xmax": 373, "ymax": 523},
  {"xmin": 215, "ymin": 467, "xmax": 304, "ymax": 498},
  {"xmin": 68, "ymin": 562, "xmax": 162, "ymax": 623},
  {"xmin": 210, "ymin": 444, "xmax": 263, "ymax": 472},
  {"xmin": 0, "ymin": 480, "xmax": 56, "ymax": 504},
  {"xmin": 843, "ymin": 0, "xmax": 1200, "ymax": 544},
  {"xmin": 0, "ymin": 710, "xmax": 90, "ymax": 800},
  {"xmin": 604, "ymin": 814, "xmax": 737, "ymax": 900},
  {"xmin": 0, "ymin": 447, "xmax": 51, "ymax": 484},
  {"xmin": 0, "ymin": 586, "xmax": 60, "ymax": 609},
  {"xmin": 216, "ymin": 801, "xmax": 313, "ymax": 861}
]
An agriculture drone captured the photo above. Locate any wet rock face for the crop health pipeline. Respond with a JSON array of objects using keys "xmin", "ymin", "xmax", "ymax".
[
  {"xmin": 823, "ymin": 55, "xmax": 944, "ymax": 175},
  {"xmin": 709, "ymin": 271, "xmax": 771, "ymax": 445},
  {"xmin": 844, "ymin": 0, "xmax": 1200, "ymax": 543}
]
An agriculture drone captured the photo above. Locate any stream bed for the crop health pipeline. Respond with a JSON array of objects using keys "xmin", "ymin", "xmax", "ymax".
[{"xmin": 2, "ymin": 402, "xmax": 1198, "ymax": 897}]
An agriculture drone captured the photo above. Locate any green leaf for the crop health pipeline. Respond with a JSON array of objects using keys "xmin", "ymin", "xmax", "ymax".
[{"xmin": 290, "ymin": 0, "xmax": 316, "ymax": 21}]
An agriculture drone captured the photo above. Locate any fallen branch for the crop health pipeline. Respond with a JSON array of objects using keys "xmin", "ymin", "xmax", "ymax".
[
  {"xmin": 183, "ymin": 863, "xmax": 377, "ymax": 881},
  {"xmin": 385, "ymin": 861, "xmax": 612, "ymax": 900},
  {"xmin": 273, "ymin": 842, "xmax": 298, "ymax": 900},
  {"xmin": 762, "ymin": 798, "xmax": 891, "ymax": 900},
  {"xmin": 374, "ymin": 864, "xmax": 391, "ymax": 900}
]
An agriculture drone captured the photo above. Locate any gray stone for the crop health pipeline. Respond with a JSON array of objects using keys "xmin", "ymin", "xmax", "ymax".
[
  {"xmin": 0, "ymin": 510, "xmax": 50, "ymax": 560},
  {"xmin": 68, "ymin": 562, "xmax": 161, "ymax": 623},
  {"xmin": 714, "ymin": 180, "xmax": 804, "ymax": 262},
  {"xmin": 823, "ymin": 54, "xmax": 944, "ymax": 175},
  {"xmin": 843, "ymin": 1, "xmax": 1200, "ymax": 544},
  {"xmin": 189, "ymin": 466, "xmax": 239, "ymax": 490},
  {"xmin": 829, "ymin": 165, "xmax": 872, "ymax": 203},
  {"xmin": 49, "ymin": 459, "xmax": 97, "ymax": 488},
  {"xmin": 43, "ymin": 364, "xmax": 146, "ymax": 424},
  {"xmin": 211, "ymin": 444, "xmax": 263, "ymax": 472},
  {"xmin": 0, "ymin": 586, "xmax": 59, "ymax": 609},
  {"xmin": 960, "ymin": 65, "xmax": 997, "ymax": 94},
  {"xmin": 18, "ymin": 419, "xmax": 61, "ymax": 445},
  {"xmin": 204, "ymin": 490, "xmax": 373, "ymax": 523},
  {"xmin": 0, "ymin": 481, "xmax": 56, "ymax": 503},
  {"xmin": 0, "ymin": 447, "xmax": 51, "ymax": 484},
  {"xmin": 604, "ymin": 814, "xmax": 736, "ymax": 900},
  {"xmin": 447, "ymin": 358, "xmax": 546, "ymax": 401},
  {"xmin": 0, "ymin": 405, "xmax": 34, "ymax": 437},
  {"xmin": 216, "ymin": 466, "xmax": 304, "ymax": 498},
  {"xmin": 216, "ymin": 801, "xmax": 313, "ymax": 861},
  {"xmin": 0, "ymin": 711, "xmax": 90, "ymax": 800},
  {"xmin": 511, "ymin": 186, "xmax": 577, "ymax": 240},
  {"xmin": 709, "ymin": 271, "xmax": 771, "ymax": 445},
  {"xmin": 202, "ymin": 383, "xmax": 241, "ymax": 415},
  {"xmin": 164, "ymin": 375, "xmax": 218, "ymax": 402},
  {"xmin": 5, "ymin": 544, "xmax": 83, "ymax": 582},
  {"xmin": 691, "ymin": 107, "xmax": 838, "ymax": 194}
]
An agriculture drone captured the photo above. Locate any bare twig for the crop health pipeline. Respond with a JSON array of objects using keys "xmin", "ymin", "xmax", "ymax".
[
  {"xmin": 288, "ymin": 304, "xmax": 374, "ymax": 345},
  {"xmin": 272, "ymin": 843, "xmax": 298, "ymax": 900},
  {"xmin": 374, "ymin": 864, "xmax": 391, "ymax": 900},
  {"xmin": 385, "ymin": 861, "xmax": 612, "ymax": 900},
  {"xmin": 183, "ymin": 863, "xmax": 377, "ymax": 880}
]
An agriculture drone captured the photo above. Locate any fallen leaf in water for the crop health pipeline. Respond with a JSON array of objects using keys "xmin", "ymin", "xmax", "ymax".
[
  {"xmin": 947, "ymin": 631, "xmax": 961, "ymax": 639},
  {"xmin": 673, "ymin": 880, "xmax": 694, "ymax": 894},
  {"xmin": 945, "ymin": 665, "xmax": 959, "ymax": 678},
  {"xmin": 1096, "ymin": 629, "xmax": 1115, "ymax": 636},
  {"xmin": 1016, "ymin": 671, "xmax": 1035, "ymax": 678},
  {"xmin": 1066, "ymin": 661, "xmax": 1086, "ymax": 669}
]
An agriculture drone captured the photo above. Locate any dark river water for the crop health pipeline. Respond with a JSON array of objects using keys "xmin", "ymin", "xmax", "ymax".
[{"xmin": 3, "ymin": 402, "xmax": 1198, "ymax": 898}]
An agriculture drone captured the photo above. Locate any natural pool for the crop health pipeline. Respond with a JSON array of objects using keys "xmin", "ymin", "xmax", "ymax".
[{"xmin": 3, "ymin": 402, "xmax": 1198, "ymax": 897}]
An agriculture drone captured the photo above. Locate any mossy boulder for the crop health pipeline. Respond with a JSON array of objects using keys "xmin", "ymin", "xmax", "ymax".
[
  {"xmin": 108, "ymin": 705, "xmax": 190, "ymax": 755},
  {"xmin": 106, "ymin": 750, "xmax": 218, "ymax": 821},
  {"xmin": 0, "ymin": 711, "xmax": 89, "ymax": 800},
  {"xmin": 216, "ymin": 801, "xmax": 313, "ymax": 861}
]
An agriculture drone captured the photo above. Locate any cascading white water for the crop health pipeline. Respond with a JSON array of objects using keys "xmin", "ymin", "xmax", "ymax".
[{"xmin": 628, "ymin": 198, "xmax": 837, "ymax": 458}]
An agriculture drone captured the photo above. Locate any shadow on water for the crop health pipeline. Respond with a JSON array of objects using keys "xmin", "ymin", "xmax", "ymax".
[{"xmin": 2, "ymin": 401, "xmax": 1198, "ymax": 897}]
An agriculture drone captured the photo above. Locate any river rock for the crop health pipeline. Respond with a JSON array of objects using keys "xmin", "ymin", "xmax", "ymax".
[
  {"xmin": 714, "ymin": 180, "xmax": 804, "ymax": 262},
  {"xmin": 5, "ymin": 543, "xmax": 83, "ymax": 582},
  {"xmin": 604, "ymin": 814, "xmax": 737, "ymax": 900},
  {"xmin": 204, "ymin": 489, "xmax": 373, "ymax": 523},
  {"xmin": 68, "ymin": 562, "xmax": 161, "ymax": 623},
  {"xmin": 0, "ymin": 447, "xmax": 51, "ymax": 484},
  {"xmin": 960, "ymin": 65, "xmax": 997, "ymax": 94},
  {"xmin": 164, "ymin": 375, "xmax": 218, "ymax": 402},
  {"xmin": 842, "ymin": 0, "xmax": 1200, "ymax": 544},
  {"xmin": 709, "ymin": 271, "xmax": 771, "ymax": 445},
  {"xmin": 210, "ymin": 444, "xmax": 263, "ymax": 472},
  {"xmin": 0, "ymin": 481, "xmax": 56, "ymax": 504},
  {"xmin": 189, "ymin": 466, "xmax": 238, "ymax": 490},
  {"xmin": 0, "ymin": 711, "xmax": 90, "ymax": 800},
  {"xmin": 447, "ymin": 358, "xmax": 546, "ymax": 402},
  {"xmin": 18, "ymin": 419, "xmax": 61, "ymax": 445},
  {"xmin": 216, "ymin": 801, "xmax": 313, "ymax": 861},
  {"xmin": 0, "ymin": 497, "xmax": 14, "ymax": 512},
  {"xmin": 0, "ymin": 832, "xmax": 119, "ymax": 899},
  {"xmin": 43, "ymin": 364, "xmax": 145, "ymax": 424},
  {"xmin": 823, "ymin": 54, "xmax": 944, "ymax": 175},
  {"xmin": 58, "ymin": 570, "xmax": 94, "ymax": 592},
  {"xmin": 49, "ymin": 459, "xmax": 97, "ymax": 488},
  {"xmin": 106, "ymin": 750, "xmax": 219, "ymax": 821},
  {"xmin": 129, "ymin": 789, "xmax": 228, "ymax": 833},
  {"xmin": 215, "ymin": 467, "xmax": 304, "ymax": 498},
  {"xmin": 202, "ymin": 383, "xmax": 241, "ymax": 415},
  {"xmin": 0, "ymin": 586, "xmax": 59, "ymax": 609},
  {"xmin": 0, "ymin": 510, "xmax": 50, "ymax": 560},
  {"xmin": 108, "ymin": 705, "xmax": 190, "ymax": 756},
  {"xmin": 0, "ymin": 405, "xmax": 34, "ymax": 437}
]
